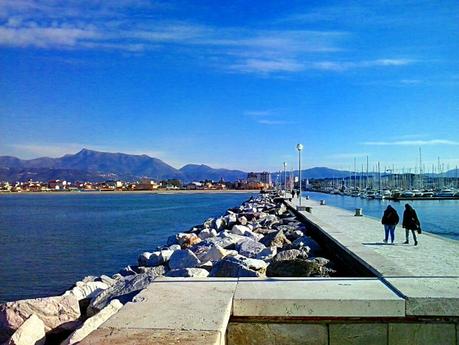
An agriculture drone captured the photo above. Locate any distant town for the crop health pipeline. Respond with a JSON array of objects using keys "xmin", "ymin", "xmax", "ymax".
[{"xmin": 0, "ymin": 172, "xmax": 273, "ymax": 193}]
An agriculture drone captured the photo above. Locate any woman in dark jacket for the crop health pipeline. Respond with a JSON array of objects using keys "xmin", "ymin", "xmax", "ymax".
[
  {"xmin": 381, "ymin": 205, "xmax": 399, "ymax": 244},
  {"xmin": 402, "ymin": 204, "xmax": 420, "ymax": 246}
]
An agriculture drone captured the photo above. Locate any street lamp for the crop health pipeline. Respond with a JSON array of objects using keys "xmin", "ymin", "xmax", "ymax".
[
  {"xmin": 283, "ymin": 162, "xmax": 287, "ymax": 195},
  {"xmin": 296, "ymin": 144, "xmax": 303, "ymax": 206}
]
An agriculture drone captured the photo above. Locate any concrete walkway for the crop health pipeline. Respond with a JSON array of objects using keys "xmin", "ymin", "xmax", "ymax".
[{"xmin": 289, "ymin": 196, "xmax": 459, "ymax": 316}]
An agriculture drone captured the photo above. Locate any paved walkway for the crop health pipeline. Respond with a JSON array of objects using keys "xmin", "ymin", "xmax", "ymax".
[{"xmin": 288, "ymin": 196, "xmax": 459, "ymax": 316}]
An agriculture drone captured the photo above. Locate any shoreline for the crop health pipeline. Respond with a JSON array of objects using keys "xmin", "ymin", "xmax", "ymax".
[{"xmin": 0, "ymin": 189, "xmax": 262, "ymax": 196}]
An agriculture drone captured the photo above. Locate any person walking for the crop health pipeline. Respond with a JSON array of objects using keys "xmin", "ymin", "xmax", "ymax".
[
  {"xmin": 381, "ymin": 205, "xmax": 399, "ymax": 244},
  {"xmin": 402, "ymin": 204, "xmax": 421, "ymax": 246}
]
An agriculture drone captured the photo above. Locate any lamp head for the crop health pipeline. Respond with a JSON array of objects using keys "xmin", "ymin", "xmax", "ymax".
[
  {"xmin": 296, "ymin": 143, "xmax": 304, "ymax": 152},
  {"xmin": 283, "ymin": 162, "xmax": 287, "ymax": 168}
]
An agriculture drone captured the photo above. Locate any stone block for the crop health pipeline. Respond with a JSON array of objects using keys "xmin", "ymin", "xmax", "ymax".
[
  {"xmin": 329, "ymin": 323, "xmax": 387, "ymax": 345},
  {"xmin": 386, "ymin": 278, "xmax": 459, "ymax": 316},
  {"xmin": 233, "ymin": 278, "xmax": 404, "ymax": 317},
  {"xmin": 388, "ymin": 323, "xmax": 456, "ymax": 345},
  {"xmin": 101, "ymin": 278, "xmax": 237, "ymax": 334},
  {"xmin": 78, "ymin": 328, "xmax": 221, "ymax": 345},
  {"xmin": 227, "ymin": 323, "xmax": 328, "ymax": 345}
]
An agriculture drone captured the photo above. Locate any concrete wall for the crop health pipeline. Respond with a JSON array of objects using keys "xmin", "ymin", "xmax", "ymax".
[{"xmin": 228, "ymin": 321, "xmax": 459, "ymax": 345}]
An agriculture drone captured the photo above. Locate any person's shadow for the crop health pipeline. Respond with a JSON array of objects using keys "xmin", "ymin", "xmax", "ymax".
[{"xmin": 362, "ymin": 242, "xmax": 395, "ymax": 246}]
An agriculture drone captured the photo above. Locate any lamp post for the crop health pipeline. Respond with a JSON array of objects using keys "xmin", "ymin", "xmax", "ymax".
[
  {"xmin": 283, "ymin": 162, "xmax": 287, "ymax": 195},
  {"xmin": 296, "ymin": 144, "xmax": 303, "ymax": 206}
]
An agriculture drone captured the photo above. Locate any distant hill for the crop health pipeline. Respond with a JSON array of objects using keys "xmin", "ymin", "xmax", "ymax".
[
  {"xmin": 298, "ymin": 167, "xmax": 352, "ymax": 179},
  {"xmin": 0, "ymin": 149, "xmax": 249, "ymax": 182},
  {"xmin": 180, "ymin": 164, "xmax": 247, "ymax": 182},
  {"xmin": 0, "ymin": 149, "xmax": 364, "ymax": 183},
  {"xmin": 0, "ymin": 167, "xmax": 109, "ymax": 182},
  {"xmin": 445, "ymin": 168, "xmax": 459, "ymax": 178}
]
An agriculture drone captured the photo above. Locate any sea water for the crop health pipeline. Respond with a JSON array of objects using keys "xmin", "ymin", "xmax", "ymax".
[
  {"xmin": 0, "ymin": 192, "xmax": 254, "ymax": 302},
  {"xmin": 305, "ymin": 191, "xmax": 459, "ymax": 241}
]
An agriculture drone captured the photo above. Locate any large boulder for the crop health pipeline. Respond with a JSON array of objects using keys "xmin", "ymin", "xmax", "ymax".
[
  {"xmin": 198, "ymin": 244, "xmax": 228, "ymax": 263},
  {"xmin": 165, "ymin": 268, "xmax": 209, "ymax": 278},
  {"xmin": 198, "ymin": 228, "xmax": 217, "ymax": 240},
  {"xmin": 97, "ymin": 275, "xmax": 116, "ymax": 286},
  {"xmin": 137, "ymin": 252, "xmax": 152, "ymax": 267},
  {"xmin": 214, "ymin": 217, "xmax": 225, "ymax": 231},
  {"xmin": 209, "ymin": 258, "xmax": 260, "ymax": 277},
  {"xmin": 259, "ymin": 230, "xmax": 291, "ymax": 248},
  {"xmin": 255, "ymin": 246, "xmax": 277, "ymax": 261},
  {"xmin": 230, "ymin": 225, "xmax": 251, "ymax": 236},
  {"xmin": 87, "ymin": 273, "xmax": 155, "ymax": 315},
  {"xmin": 0, "ymin": 294, "xmax": 80, "ymax": 342},
  {"xmin": 272, "ymin": 249, "xmax": 307, "ymax": 262},
  {"xmin": 240, "ymin": 258, "xmax": 268, "ymax": 273},
  {"xmin": 168, "ymin": 249, "xmax": 200, "ymax": 270},
  {"xmin": 266, "ymin": 259, "xmax": 322, "ymax": 277},
  {"xmin": 237, "ymin": 216, "xmax": 248, "ymax": 225},
  {"xmin": 145, "ymin": 250, "xmax": 173, "ymax": 267},
  {"xmin": 206, "ymin": 231, "xmax": 246, "ymax": 249},
  {"xmin": 136, "ymin": 265, "xmax": 166, "ymax": 276},
  {"xmin": 117, "ymin": 265, "xmax": 138, "ymax": 277},
  {"xmin": 236, "ymin": 238, "xmax": 266, "ymax": 258},
  {"xmin": 6, "ymin": 314, "xmax": 45, "ymax": 345},
  {"xmin": 66, "ymin": 281, "xmax": 109, "ymax": 301},
  {"xmin": 177, "ymin": 233, "xmax": 202, "ymax": 248},
  {"xmin": 61, "ymin": 299, "xmax": 123, "ymax": 345},
  {"xmin": 223, "ymin": 213, "xmax": 237, "ymax": 228}
]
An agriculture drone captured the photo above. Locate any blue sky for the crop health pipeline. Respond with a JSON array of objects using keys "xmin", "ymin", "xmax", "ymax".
[{"xmin": 0, "ymin": 0, "xmax": 458, "ymax": 172}]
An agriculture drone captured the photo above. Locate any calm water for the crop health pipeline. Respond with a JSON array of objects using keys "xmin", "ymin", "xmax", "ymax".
[
  {"xmin": 0, "ymin": 192, "xmax": 254, "ymax": 302},
  {"xmin": 305, "ymin": 191, "xmax": 459, "ymax": 241}
]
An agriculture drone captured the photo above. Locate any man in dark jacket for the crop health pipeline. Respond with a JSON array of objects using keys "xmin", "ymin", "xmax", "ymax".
[
  {"xmin": 381, "ymin": 205, "xmax": 399, "ymax": 244},
  {"xmin": 402, "ymin": 204, "xmax": 420, "ymax": 246}
]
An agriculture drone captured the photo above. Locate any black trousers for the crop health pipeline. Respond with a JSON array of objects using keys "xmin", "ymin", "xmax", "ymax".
[{"xmin": 405, "ymin": 229, "xmax": 417, "ymax": 242}]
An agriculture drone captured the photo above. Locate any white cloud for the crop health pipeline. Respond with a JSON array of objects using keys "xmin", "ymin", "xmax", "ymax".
[
  {"xmin": 308, "ymin": 58, "xmax": 414, "ymax": 72},
  {"xmin": 363, "ymin": 139, "xmax": 459, "ymax": 146},
  {"xmin": 231, "ymin": 59, "xmax": 304, "ymax": 74},
  {"xmin": 257, "ymin": 119, "xmax": 295, "ymax": 125},
  {"xmin": 0, "ymin": 1, "xmax": 418, "ymax": 76}
]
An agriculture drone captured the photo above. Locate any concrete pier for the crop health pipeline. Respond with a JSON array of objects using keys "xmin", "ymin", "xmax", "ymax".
[
  {"xmin": 287, "ymin": 197, "xmax": 459, "ymax": 318},
  {"xmin": 80, "ymin": 196, "xmax": 459, "ymax": 345}
]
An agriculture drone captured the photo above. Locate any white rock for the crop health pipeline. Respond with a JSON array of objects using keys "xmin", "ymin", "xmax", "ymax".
[
  {"xmin": 230, "ymin": 224, "xmax": 251, "ymax": 236},
  {"xmin": 6, "ymin": 314, "xmax": 45, "ymax": 345},
  {"xmin": 243, "ymin": 230, "xmax": 264, "ymax": 242},
  {"xmin": 214, "ymin": 217, "xmax": 225, "ymax": 231},
  {"xmin": 66, "ymin": 281, "xmax": 109, "ymax": 301},
  {"xmin": 168, "ymin": 249, "xmax": 200, "ymax": 270},
  {"xmin": 60, "ymin": 299, "xmax": 123, "ymax": 345},
  {"xmin": 137, "ymin": 252, "xmax": 152, "ymax": 266},
  {"xmin": 242, "ymin": 258, "xmax": 268, "ymax": 271},
  {"xmin": 146, "ymin": 250, "xmax": 173, "ymax": 267},
  {"xmin": 165, "ymin": 268, "xmax": 209, "ymax": 278},
  {"xmin": 0, "ymin": 294, "xmax": 80, "ymax": 335},
  {"xmin": 198, "ymin": 228, "xmax": 212, "ymax": 240},
  {"xmin": 168, "ymin": 244, "xmax": 181, "ymax": 251},
  {"xmin": 199, "ymin": 244, "xmax": 228, "ymax": 263}
]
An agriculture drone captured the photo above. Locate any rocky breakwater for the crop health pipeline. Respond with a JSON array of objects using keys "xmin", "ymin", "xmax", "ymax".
[
  {"xmin": 0, "ymin": 192, "xmax": 336, "ymax": 345},
  {"xmin": 136, "ymin": 193, "xmax": 336, "ymax": 279}
]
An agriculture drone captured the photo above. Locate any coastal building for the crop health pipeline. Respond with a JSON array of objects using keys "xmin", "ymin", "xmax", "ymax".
[
  {"xmin": 48, "ymin": 180, "xmax": 67, "ymax": 190},
  {"xmin": 135, "ymin": 179, "xmax": 159, "ymax": 190},
  {"xmin": 247, "ymin": 172, "xmax": 272, "ymax": 186}
]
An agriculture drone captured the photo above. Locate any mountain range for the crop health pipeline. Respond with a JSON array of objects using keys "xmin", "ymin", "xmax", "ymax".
[
  {"xmin": 3, "ymin": 148, "xmax": 453, "ymax": 183},
  {"xmin": 0, "ymin": 149, "xmax": 248, "ymax": 183}
]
